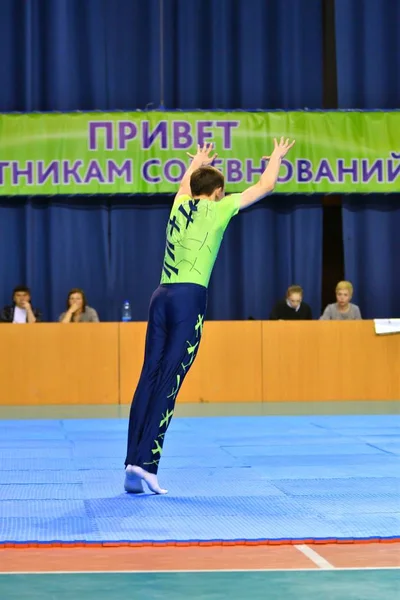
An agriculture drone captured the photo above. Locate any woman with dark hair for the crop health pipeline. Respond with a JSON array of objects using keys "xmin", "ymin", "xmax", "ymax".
[{"xmin": 59, "ymin": 288, "xmax": 99, "ymax": 323}]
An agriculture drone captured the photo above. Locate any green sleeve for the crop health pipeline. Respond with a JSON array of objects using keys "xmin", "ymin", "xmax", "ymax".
[
  {"xmin": 172, "ymin": 194, "xmax": 191, "ymax": 210},
  {"xmin": 216, "ymin": 193, "xmax": 241, "ymax": 229}
]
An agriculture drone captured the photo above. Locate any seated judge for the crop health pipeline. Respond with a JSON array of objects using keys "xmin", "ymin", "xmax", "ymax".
[
  {"xmin": 320, "ymin": 280, "xmax": 362, "ymax": 320},
  {"xmin": 59, "ymin": 288, "xmax": 99, "ymax": 323},
  {"xmin": 270, "ymin": 285, "xmax": 313, "ymax": 320},
  {"xmin": 0, "ymin": 285, "xmax": 41, "ymax": 323}
]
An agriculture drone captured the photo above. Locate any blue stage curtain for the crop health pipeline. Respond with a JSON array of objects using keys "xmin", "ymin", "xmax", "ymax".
[
  {"xmin": 0, "ymin": 197, "xmax": 322, "ymax": 322},
  {"xmin": 109, "ymin": 199, "xmax": 171, "ymax": 322},
  {"xmin": 335, "ymin": 0, "xmax": 400, "ymax": 319},
  {"xmin": 162, "ymin": 0, "xmax": 323, "ymax": 109},
  {"xmin": 0, "ymin": 199, "xmax": 111, "ymax": 322},
  {"xmin": 207, "ymin": 197, "xmax": 323, "ymax": 320},
  {"xmin": 334, "ymin": 0, "xmax": 400, "ymax": 108},
  {"xmin": 106, "ymin": 196, "xmax": 323, "ymax": 322},
  {"xmin": 342, "ymin": 196, "xmax": 400, "ymax": 319},
  {"xmin": 0, "ymin": 0, "xmax": 324, "ymax": 321},
  {"xmin": 0, "ymin": 0, "xmax": 162, "ymax": 112},
  {"xmin": 0, "ymin": 0, "xmax": 323, "ymax": 112}
]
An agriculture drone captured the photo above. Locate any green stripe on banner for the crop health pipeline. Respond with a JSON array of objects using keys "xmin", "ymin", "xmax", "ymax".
[{"xmin": 0, "ymin": 111, "xmax": 399, "ymax": 195}]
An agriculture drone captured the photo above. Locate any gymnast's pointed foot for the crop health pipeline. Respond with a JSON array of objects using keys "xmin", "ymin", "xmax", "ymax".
[
  {"xmin": 124, "ymin": 465, "xmax": 145, "ymax": 494},
  {"xmin": 130, "ymin": 465, "xmax": 168, "ymax": 495}
]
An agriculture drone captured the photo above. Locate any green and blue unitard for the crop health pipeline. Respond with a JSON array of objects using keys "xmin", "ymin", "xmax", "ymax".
[{"xmin": 125, "ymin": 193, "xmax": 241, "ymax": 473}]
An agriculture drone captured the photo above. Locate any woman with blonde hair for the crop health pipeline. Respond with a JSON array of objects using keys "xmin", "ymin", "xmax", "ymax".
[{"xmin": 320, "ymin": 281, "xmax": 362, "ymax": 320}]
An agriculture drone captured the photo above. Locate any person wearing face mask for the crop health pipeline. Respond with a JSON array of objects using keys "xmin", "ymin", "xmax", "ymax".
[
  {"xmin": 320, "ymin": 281, "xmax": 362, "ymax": 320},
  {"xmin": 59, "ymin": 288, "xmax": 99, "ymax": 323},
  {"xmin": 0, "ymin": 286, "xmax": 41, "ymax": 323},
  {"xmin": 270, "ymin": 285, "xmax": 313, "ymax": 320}
]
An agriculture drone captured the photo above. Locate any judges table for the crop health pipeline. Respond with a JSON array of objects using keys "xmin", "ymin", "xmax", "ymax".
[{"xmin": 0, "ymin": 321, "xmax": 399, "ymax": 405}]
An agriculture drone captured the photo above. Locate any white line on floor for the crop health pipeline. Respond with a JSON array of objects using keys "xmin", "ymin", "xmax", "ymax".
[
  {"xmin": 1, "ymin": 567, "xmax": 399, "ymax": 575},
  {"xmin": 294, "ymin": 544, "xmax": 334, "ymax": 569}
]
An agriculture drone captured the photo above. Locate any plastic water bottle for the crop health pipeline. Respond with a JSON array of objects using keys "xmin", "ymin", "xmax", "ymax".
[{"xmin": 122, "ymin": 301, "xmax": 132, "ymax": 322}]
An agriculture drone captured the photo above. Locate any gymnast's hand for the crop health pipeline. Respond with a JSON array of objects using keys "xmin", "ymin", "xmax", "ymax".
[
  {"xmin": 187, "ymin": 143, "xmax": 218, "ymax": 166},
  {"xmin": 263, "ymin": 137, "xmax": 296, "ymax": 161}
]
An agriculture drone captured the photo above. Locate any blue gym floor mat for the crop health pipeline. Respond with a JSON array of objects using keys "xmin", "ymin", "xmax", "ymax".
[{"xmin": 0, "ymin": 415, "xmax": 399, "ymax": 544}]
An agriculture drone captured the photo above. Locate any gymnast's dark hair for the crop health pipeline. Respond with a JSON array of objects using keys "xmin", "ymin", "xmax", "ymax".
[{"xmin": 190, "ymin": 166, "xmax": 225, "ymax": 197}]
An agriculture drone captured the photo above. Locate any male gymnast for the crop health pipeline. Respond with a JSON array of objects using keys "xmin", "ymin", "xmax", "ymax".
[{"xmin": 124, "ymin": 137, "xmax": 295, "ymax": 494}]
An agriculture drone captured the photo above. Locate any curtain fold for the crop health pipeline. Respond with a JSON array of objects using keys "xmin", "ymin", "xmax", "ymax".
[
  {"xmin": 0, "ymin": 0, "xmax": 329, "ymax": 320},
  {"xmin": 342, "ymin": 196, "xmax": 400, "ymax": 319}
]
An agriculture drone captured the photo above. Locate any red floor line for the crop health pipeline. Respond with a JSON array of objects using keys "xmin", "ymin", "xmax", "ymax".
[{"xmin": 1, "ymin": 538, "xmax": 400, "ymax": 549}]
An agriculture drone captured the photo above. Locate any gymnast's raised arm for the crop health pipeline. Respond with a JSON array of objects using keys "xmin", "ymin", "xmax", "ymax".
[{"xmin": 239, "ymin": 137, "xmax": 295, "ymax": 210}]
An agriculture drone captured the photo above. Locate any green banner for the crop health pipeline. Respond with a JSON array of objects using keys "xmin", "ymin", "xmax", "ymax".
[{"xmin": 0, "ymin": 111, "xmax": 399, "ymax": 195}]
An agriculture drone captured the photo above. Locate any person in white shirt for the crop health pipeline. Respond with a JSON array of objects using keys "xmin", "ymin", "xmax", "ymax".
[{"xmin": 0, "ymin": 286, "xmax": 41, "ymax": 323}]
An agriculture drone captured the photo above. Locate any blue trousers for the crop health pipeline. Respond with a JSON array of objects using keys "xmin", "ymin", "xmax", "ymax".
[{"xmin": 125, "ymin": 283, "xmax": 207, "ymax": 474}]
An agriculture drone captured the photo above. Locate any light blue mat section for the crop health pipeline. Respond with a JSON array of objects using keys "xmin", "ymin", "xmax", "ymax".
[{"xmin": 0, "ymin": 415, "xmax": 399, "ymax": 543}]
